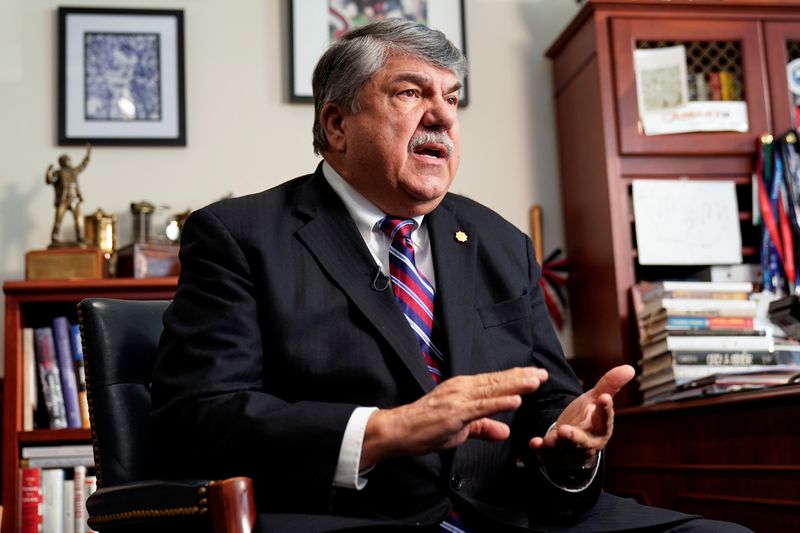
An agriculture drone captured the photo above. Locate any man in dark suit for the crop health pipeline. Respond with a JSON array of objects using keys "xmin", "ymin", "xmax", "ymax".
[{"xmin": 151, "ymin": 19, "xmax": 750, "ymax": 532}]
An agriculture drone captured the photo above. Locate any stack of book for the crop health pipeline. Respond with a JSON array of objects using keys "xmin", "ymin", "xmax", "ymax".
[{"xmin": 632, "ymin": 280, "xmax": 800, "ymax": 403}]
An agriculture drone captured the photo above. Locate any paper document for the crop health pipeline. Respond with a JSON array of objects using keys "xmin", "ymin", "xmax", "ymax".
[{"xmin": 633, "ymin": 180, "xmax": 742, "ymax": 265}]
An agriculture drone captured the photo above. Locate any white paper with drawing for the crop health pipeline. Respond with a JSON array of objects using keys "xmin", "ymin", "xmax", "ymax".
[{"xmin": 632, "ymin": 180, "xmax": 742, "ymax": 265}]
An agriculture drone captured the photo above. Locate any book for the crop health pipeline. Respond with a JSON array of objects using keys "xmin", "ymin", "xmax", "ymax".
[
  {"xmin": 23, "ymin": 327, "xmax": 37, "ymax": 432},
  {"xmin": 646, "ymin": 315, "xmax": 754, "ymax": 332},
  {"xmin": 643, "ymin": 383, "xmax": 765, "ymax": 405},
  {"xmin": 34, "ymin": 327, "xmax": 68, "ymax": 429},
  {"xmin": 86, "ymin": 475, "xmax": 97, "ymax": 533},
  {"xmin": 22, "ymin": 445, "xmax": 94, "ymax": 458},
  {"xmin": 641, "ymin": 334, "xmax": 772, "ymax": 360},
  {"xmin": 41, "ymin": 468, "xmax": 65, "ymax": 533},
  {"xmin": 638, "ymin": 297, "xmax": 757, "ymax": 320},
  {"xmin": 638, "ymin": 363, "xmax": 798, "ymax": 390},
  {"xmin": 702, "ymin": 367, "xmax": 800, "ymax": 386},
  {"xmin": 73, "ymin": 466, "xmax": 86, "ymax": 533},
  {"xmin": 20, "ymin": 466, "xmax": 42, "ymax": 533},
  {"xmin": 22, "ymin": 456, "xmax": 95, "ymax": 469},
  {"xmin": 641, "ymin": 280, "xmax": 753, "ymax": 302},
  {"xmin": 673, "ymin": 350, "xmax": 800, "ymax": 366},
  {"xmin": 638, "ymin": 325, "xmax": 763, "ymax": 347},
  {"xmin": 53, "ymin": 317, "xmax": 82, "ymax": 428},
  {"xmin": 70, "ymin": 324, "xmax": 91, "ymax": 429},
  {"xmin": 63, "ymin": 479, "xmax": 75, "ymax": 533}
]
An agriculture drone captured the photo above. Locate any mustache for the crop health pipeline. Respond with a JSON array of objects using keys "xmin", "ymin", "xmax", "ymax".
[{"xmin": 408, "ymin": 130, "xmax": 454, "ymax": 159}]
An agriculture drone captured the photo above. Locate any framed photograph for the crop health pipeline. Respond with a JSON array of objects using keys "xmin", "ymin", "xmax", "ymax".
[
  {"xmin": 58, "ymin": 7, "xmax": 186, "ymax": 146},
  {"xmin": 289, "ymin": 0, "xmax": 468, "ymax": 105}
]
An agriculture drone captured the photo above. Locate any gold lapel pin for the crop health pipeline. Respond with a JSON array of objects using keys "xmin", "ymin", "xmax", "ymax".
[{"xmin": 455, "ymin": 231, "xmax": 468, "ymax": 243}]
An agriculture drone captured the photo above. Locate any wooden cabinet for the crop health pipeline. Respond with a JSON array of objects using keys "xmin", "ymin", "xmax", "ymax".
[
  {"xmin": 547, "ymin": 1, "xmax": 800, "ymax": 528},
  {"xmin": 546, "ymin": 0, "xmax": 800, "ymax": 398},
  {"xmin": 2, "ymin": 278, "xmax": 176, "ymax": 533},
  {"xmin": 605, "ymin": 385, "xmax": 800, "ymax": 531}
]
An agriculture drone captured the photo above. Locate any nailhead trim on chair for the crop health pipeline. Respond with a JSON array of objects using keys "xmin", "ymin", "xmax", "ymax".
[
  {"xmin": 87, "ymin": 484, "xmax": 211, "ymax": 527},
  {"xmin": 77, "ymin": 304, "xmax": 104, "ymax": 486}
]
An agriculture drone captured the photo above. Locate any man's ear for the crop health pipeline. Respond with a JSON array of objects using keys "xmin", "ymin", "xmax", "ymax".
[{"xmin": 320, "ymin": 102, "xmax": 347, "ymax": 152}]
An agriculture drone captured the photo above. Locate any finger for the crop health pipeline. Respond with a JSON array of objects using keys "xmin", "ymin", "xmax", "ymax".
[
  {"xmin": 467, "ymin": 418, "xmax": 511, "ymax": 441},
  {"xmin": 465, "ymin": 367, "xmax": 548, "ymax": 400},
  {"xmin": 589, "ymin": 365, "xmax": 635, "ymax": 398},
  {"xmin": 467, "ymin": 394, "xmax": 524, "ymax": 420},
  {"xmin": 589, "ymin": 395, "xmax": 612, "ymax": 436}
]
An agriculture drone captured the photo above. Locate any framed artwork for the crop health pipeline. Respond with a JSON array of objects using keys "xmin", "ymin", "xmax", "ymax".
[
  {"xmin": 58, "ymin": 7, "xmax": 186, "ymax": 146},
  {"xmin": 289, "ymin": 0, "xmax": 468, "ymax": 105}
]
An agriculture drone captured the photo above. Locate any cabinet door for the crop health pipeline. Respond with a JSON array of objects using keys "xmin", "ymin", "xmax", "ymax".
[
  {"xmin": 612, "ymin": 18, "xmax": 769, "ymax": 155},
  {"xmin": 765, "ymin": 22, "xmax": 800, "ymax": 135}
]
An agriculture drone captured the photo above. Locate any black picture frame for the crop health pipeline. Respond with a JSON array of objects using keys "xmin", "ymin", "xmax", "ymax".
[
  {"xmin": 58, "ymin": 7, "xmax": 186, "ymax": 146},
  {"xmin": 289, "ymin": 0, "xmax": 468, "ymax": 106}
]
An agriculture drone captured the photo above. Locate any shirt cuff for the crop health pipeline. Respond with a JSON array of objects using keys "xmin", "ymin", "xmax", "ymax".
[
  {"xmin": 538, "ymin": 422, "xmax": 601, "ymax": 493},
  {"xmin": 332, "ymin": 406, "xmax": 378, "ymax": 490}
]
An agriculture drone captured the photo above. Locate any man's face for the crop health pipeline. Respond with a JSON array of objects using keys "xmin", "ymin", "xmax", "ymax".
[{"xmin": 328, "ymin": 54, "xmax": 461, "ymax": 217}]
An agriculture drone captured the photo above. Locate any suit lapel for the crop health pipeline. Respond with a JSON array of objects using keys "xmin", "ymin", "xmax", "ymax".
[
  {"xmin": 427, "ymin": 200, "xmax": 477, "ymax": 378},
  {"xmin": 293, "ymin": 169, "xmax": 435, "ymax": 394}
]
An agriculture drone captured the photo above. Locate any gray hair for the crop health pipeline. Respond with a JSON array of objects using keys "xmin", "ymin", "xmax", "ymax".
[{"xmin": 311, "ymin": 18, "xmax": 468, "ymax": 155}]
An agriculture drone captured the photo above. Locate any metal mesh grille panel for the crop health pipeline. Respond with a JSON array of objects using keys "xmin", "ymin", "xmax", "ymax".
[
  {"xmin": 787, "ymin": 41, "xmax": 800, "ymax": 62},
  {"xmin": 637, "ymin": 40, "xmax": 744, "ymax": 100}
]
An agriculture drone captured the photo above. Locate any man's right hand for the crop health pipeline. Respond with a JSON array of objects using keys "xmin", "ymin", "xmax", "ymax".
[{"xmin": 360, "ymin": 366, "xmax": 548, "ymax": 469}]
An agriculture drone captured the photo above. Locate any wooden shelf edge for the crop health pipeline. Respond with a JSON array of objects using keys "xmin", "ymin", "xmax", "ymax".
[
  {"xmin": 3, "ymin": 277, "xmax": 178, "ymax": 296},
  {"xmin": 618, "ymin": 383, "xmax": 800, "ymax": 416},
  {"xmin": 19, "ymin": 428, "xmax": 92, "ymax": 444}
]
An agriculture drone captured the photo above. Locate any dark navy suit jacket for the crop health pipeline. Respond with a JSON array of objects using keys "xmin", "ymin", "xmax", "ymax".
[{"xmin": 150, "ymin": 165, "xmax": 599, "ymax": 531}]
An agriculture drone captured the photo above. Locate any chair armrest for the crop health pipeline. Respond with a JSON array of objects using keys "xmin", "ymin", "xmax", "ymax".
[{"xmin": 87, "ymin": 476, "xmax": 256, "ymax": 533}]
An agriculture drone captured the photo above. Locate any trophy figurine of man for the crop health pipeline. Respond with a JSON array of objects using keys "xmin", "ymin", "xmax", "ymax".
[{"xmin": 45, "ymin": 144, "xmax": 91, "ymax": 246}]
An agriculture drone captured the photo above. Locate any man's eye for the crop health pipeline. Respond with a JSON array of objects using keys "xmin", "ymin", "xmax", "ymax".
[
  {"xmin": 399, "ymin": 89, "xmax": 419, "ymax": 98},
  {"xmin": 446, "ymin": 95, "xmax": 458, "ymax": 106}
]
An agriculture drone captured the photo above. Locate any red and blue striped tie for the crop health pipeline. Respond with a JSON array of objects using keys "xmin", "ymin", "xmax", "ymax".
[{"xmin": 379, "ymin": 217, "xmax": 444, "ymax": 383}]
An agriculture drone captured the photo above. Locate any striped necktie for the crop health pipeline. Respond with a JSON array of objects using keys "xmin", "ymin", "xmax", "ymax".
[{"xmin": 379, "ymin": 217, "xmax": 444, "ymax": 383}]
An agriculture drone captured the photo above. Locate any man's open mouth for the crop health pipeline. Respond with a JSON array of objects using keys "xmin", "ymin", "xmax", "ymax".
[{"xmin": 413, "ymin": 144, "xmax": 448, "ymax": 159}]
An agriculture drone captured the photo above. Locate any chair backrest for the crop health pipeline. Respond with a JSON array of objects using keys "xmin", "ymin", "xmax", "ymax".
[{"xmin": 78, "ymin": 298, "xmax": 170, "ymax": 487}]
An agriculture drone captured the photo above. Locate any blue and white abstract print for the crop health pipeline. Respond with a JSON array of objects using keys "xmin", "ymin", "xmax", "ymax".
[{"xmin": 84, "ymin": 32, "xmax": 162, "ymax": 121}]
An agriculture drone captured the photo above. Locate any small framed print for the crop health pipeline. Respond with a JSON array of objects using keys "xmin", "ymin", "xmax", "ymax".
[
  {"xmin": 289, "ymin": 0, "xmax": 468, "ymax": 105},
  {"xmin": 58, "ymin": 7, "xmax": 186, "ymax": 146}
]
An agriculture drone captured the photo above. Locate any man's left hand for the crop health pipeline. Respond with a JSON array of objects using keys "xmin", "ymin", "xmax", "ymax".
[{"xmin": 528, "ymin": 365, "xmax": 635, "ymax": 469}]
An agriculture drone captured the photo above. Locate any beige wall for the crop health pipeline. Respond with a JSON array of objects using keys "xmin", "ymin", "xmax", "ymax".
[{"xmin": 0, "ymin": 0, "xmax": 581, "ymax": 367}]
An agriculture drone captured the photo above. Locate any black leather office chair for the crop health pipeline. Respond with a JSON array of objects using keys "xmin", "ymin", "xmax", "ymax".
[{"xmin": 78, "ymin": 298, "xmax": 257, "ymax": 533}]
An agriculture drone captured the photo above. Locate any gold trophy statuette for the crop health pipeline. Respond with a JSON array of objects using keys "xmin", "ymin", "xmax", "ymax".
[
  {"xmin": 26, "ymin": 144, "xmax": 104, "ymax": 280},
  {"xmin": 45, "ymin": 144, "xmax": 92, "ymax": 247}
]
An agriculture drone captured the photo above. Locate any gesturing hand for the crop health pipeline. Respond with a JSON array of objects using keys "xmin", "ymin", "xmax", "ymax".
[
  {"xmin": 529, "ymin": 365, "xmax": 635, "ymax": 469},
  {"xmin": 361, "ymin": 366, "xmax": 549, "ymax": 469}
]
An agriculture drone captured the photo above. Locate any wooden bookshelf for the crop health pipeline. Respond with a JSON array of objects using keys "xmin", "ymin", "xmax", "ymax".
[
  {"xmin": 2, "ymin": 277, "xmax": 177, "ymax": 533},
  {"xmin": 547, "ymin": 1, "xmax": 800, "ymax": 529}
]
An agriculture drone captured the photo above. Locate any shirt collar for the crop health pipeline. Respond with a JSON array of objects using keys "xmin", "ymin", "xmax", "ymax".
[{"xmin": 321, "ymin": 160, "xmax": 425, "ymax": 238}]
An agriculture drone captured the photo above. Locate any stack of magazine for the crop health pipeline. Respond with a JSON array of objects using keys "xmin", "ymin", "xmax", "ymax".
[{"xmin": 632, "ymin": 280, "xmax": 800, "ymax": 404}]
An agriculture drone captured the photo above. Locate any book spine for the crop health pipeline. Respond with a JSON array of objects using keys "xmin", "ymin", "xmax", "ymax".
[
  {"xmin": 34, "ymin": 328, "xmax": 68, "ymax": 429},
  {"xmin": 23, "ymin": 445, "xmax": 94, "ymax": 458},
  {"xmin": 73, "ymin": 466, "xmax": 86, "ymax": 533},
  {"xmin": 666, "ymin": 335, "xmax": 771, "ymax": 352},
  {"xmin": 672, "ymin": 351, "xmax": 800, "ymax": 366},
  {"xmin": 85, "ymin": 475, "xmax": 98, "ymax": 533},
  {"xmin": 53, "ymin": 317, "xmax": 82, "ymax": 428},
  {"xmin": 20, "ymin": 466, "xmax": 42, "ymax": 533},
  {"xmin": 41, "ymin": 468, "xmax": 65, "ymax": 533},
  {"xmin": 63, "ymin": 479, "xmax": 76, "ymax": 533},
  {"xmin": 666, "ymin": 316, "xmax": 754, "ymax": 330},
  {"xmin": 70, "ymin": 324, "xmax": 91, "ymax": 429},
  {"xmin": 25, "ymin": 456, "xmax": 95, "ymax": 469},
  {"xmin": 23, "ymin": 328, "xmax": 36, "ymax": 432}
]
